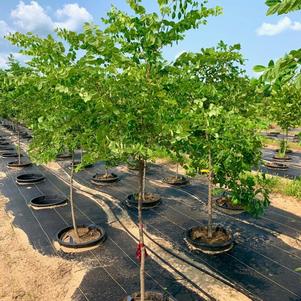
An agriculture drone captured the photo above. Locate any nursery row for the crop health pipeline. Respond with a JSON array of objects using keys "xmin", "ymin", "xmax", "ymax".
[{"xmin": 0, "ymin": 1, "xmax": 300, "ymax": 300}]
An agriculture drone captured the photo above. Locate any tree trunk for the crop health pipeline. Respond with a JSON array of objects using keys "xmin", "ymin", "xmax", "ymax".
[
  {"xmin": 70, "ymin": 151, "xmax": 79, "ymax": 240},
  {"xmin": 205, "ymin": 129, "xmax": 213, "ymax": 239},
  {"xmin": 284, "ymin": 128, "xmax": 288, "ymax": 155},
  {"xmin": 176, "ymin": 163, "xmax": 179, "ymax": 179},
  {"xmin": 138, "ymin": 159, "xmax": 146, "ymax": 301},
  {"xmin": 207, "ymin": 147, "xmax": 213, "ymax": 239},
  {"xmin": 17, "ymin": 124, "xmax": 21, "ymax": 165},
  {"xmin": 80, "ymin": 149, "xmax": 83, "ymax": 163}
]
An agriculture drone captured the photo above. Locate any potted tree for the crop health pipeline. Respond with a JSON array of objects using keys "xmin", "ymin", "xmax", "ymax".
[
  {"xmin": 173, "ymin": 44, "xmax": 270, "ymax": 254},
  {"xmin": 254, "ymin": 0, "xmax": 301, "ymax": 163},
  {"xmin": 95, "ymin": 0, "xmax": 222, "ymax": 299},
  {"xmin": 8, "ymin": 30, "xmax": 106, "ymax": 250},
  {"xmin": 0, "ymin": 58, "xmax": 31, "ymax": 167}
]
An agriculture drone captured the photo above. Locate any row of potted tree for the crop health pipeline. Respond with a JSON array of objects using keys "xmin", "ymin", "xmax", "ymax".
[{"xmin": 0, "ymin": 1, "xmax": 281, "ymax": 300}]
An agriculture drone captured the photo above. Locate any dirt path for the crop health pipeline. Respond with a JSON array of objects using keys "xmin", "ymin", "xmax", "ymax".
[
  {"xmin": 270, "ymin": 193, "xmax": 301, "ymax": 217},
  {"xmin": 0, "ymin": 195, "xmax": 86, "ymax": 301}
]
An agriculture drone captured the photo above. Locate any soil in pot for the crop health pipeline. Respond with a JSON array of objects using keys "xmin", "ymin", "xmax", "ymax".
[
  {"xmin": 273, "ymin": 154, "xmax": 292, "ymax": 161},
  {"xmin": 0, "ymin": 147, "xmax": 15, "ymax": 151},
  {"xmin": 91, "ymin": 173, "xmax": 119, "ymax": 184},
  {"xmin": 162, "ymin": 175, "xmax": 189, "ymax": 186},
  {"xmin": 2, "ymin": 152, "xmax": 23, "ymax": 158},
  {"xmin": 185, "ymin": 226, "xmax": 234, "ymax": 254},
  {"xmin": 123, "ymin": 291, "xmax": 173, "ymax": 301},
  {"xmin": 62, "ymin": 227, "xmax": 100, "ymax": 243},
  {"xmin": 263, "ymin": 160, "xmax": 288, "ymax": 170},
  {"xmin": 215, "ymin": 196, "xmax": 244, "ymax": 215},
  {"xmin": 126, "ymin": 193, "xmax": 161, "ymax": 209},
  {"xmin": 56, "ymin": 225, "xmax": 106, "ymax": 251},
  {"xmin": 191, "ymin": 227, "xmax": 229, "ymax": 244},
  {"xmin": 16, "ymin": 173, "xmax": 45, "ymax": 185},
  {"xmin": 7, "ymin": 161, "xmax": 32, "ymax": 168},
  {"xmin": 30, "ymin": 195, "xmax": 67, "ymax": 209}
]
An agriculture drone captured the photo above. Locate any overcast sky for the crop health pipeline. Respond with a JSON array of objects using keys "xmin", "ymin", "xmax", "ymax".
[{"xmin": 0, "ymin": 0, "xmax": 300, "ymax": 76}]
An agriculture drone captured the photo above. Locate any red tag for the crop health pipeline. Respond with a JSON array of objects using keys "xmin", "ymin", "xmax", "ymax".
[{"xmin": 136, "ymin": 242, "xmax": 148, "ymax": 262}]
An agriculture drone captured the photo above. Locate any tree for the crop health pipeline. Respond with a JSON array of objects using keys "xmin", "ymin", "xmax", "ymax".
[
  {"xmin": 266, "ymin": 84, "xmax": 301, "ymax": 156},
  {"xmin": 173, "ymin": 43, "xmax": 269, "ymax": 244},
  {"xmin": 86, "ymin": 0, "xmax": 222, "ymax": 299},
  {"xmin": 0, "ymin": 57, "xmax": 33, "ymax": 166},
  {"xmin": 254, "ymin": 1, "xmax": 301, "ymax": 144},
  {"xmin": 7, "ymin": 31, "xmax": 100, "ymax": 242},
  {"xmin": 265, "ymin": 0, "xmax": 301, "ymax": 15}
]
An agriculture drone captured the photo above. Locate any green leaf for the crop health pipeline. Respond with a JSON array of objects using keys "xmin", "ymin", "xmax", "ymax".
[{"xmin": 253, "ymin": 65, "xmax": 267, "ymax": 72}]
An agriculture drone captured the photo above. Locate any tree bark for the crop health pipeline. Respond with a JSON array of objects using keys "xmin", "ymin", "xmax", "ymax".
[
  {"xmin": 17, "ymin": 123, "xmax": 21, "ymax": 165},
  {"xmin": 138, "ymin": 159, "xmax": 146, "ymax": 301},
  {"xmin": 284, "ymin": 128, "xmax": 288, "ymax": 155},
  {"xmin": 207, "ymin": 147, "xmax": 213, "ymax": 239},
  {"xmin": 205, "ymin": 130, "xmax": 213, "ymax": 239},
  {"xmin": 105, "ymin": 167, "xmax": 109, "ymax": 178},
  {"xmin": 80, "ymin": 149, "xmax": 83, "ymax": 163},
  {"xmin": 70, "ymin": 151, "xmax": 79, "ymax": 240}
]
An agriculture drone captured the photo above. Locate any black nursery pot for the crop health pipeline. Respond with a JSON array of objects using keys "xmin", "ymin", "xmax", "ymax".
[
  {"xmin": 185, "ymin": 225, "xmax": 234, "ymax": 254},
  {"xmin": 7, "ymin": 161, "xmax": 32, "ymax": 168},
  {"xmin": 125, "ymin": 193, "xmax": 161, "ymax": 210},
  {"xmin": 0, "ymin": 146, "xmax": 15, "ymax": 151},
  {"xmin": 264, "ymin": 160, "xmax": 288, "ymax": 170},
  {"xmin": 16, "ymin": 173, "xmax": 45, "ymax": 185},
  {"xmin": 56, "ymin": 153, "xmax": 72, "ymax": 160},
  {"xmin": 91, "ymin": 173, "xmax": 119, "ymax": 184},
  {"xmin": 122, "ymin": 291, "xmax": 175, "ymax": 301},
  {"xmin": 30, "ymin": 195, "xmax": 67, "ymax": 209},
  {"xmin": 21, "ymin": 133, "xmax": 32, "ymax": 139},
  {"xmin": 56, "ymin": 224, "xmax": 106, "ymax": 250},
  {"xmin": 272, "ymin": 154, "xmax": 292, "ymax": 161},
  {"xmin": 267, "ymin": 131, "xmax": 280, "ymax": 137},
  {"xmin": 2, "ymin": 152, "xmax": 23, "ymax": 158}
]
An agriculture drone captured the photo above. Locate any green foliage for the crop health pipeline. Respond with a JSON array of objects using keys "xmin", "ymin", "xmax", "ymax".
[
  {"xmin": 253, "ymin": 65, "xmax": 266, "ymax": 72},
  {"xmin": 0, "ymin": 57, "xmax": 32, "ymax": 124},
  {"xmin": 257, "ymin": 0, "xmax": 301, "ymax": 104},
  {"xmin": 265, "ymin": 175, "xmax": 301, "ymax": 200},
  {"xmin": 266, "ymin": 0, "xmax": 301, "ymax": 15},
  {"xmin": 284, "ymin": 177, "xmax": 301, "ymax": 199},
  {"xmin": 231, "ymin": 173, "xmax": 270, "ymax": 217},
  {"xmin": 170, "ymin": 42, "xmax": 268, "ymax": 217},
  {"xmin": 6, "ymin": 31, "xmax": 99, "ymax": 166},
  {"xmin": 269, "ymin": 85, "xmax": 301, "ymax": 130}
]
